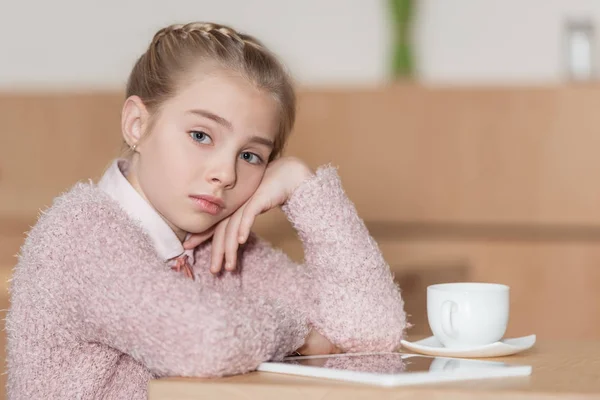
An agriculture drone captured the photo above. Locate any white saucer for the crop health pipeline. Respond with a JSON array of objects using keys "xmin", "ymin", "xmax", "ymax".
[{"xmin": 400, "ymin": 335, "xmax": 536, "ymax": 358}]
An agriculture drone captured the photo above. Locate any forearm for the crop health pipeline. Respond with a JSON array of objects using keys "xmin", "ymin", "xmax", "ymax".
[
  {"xmin": 69, "ymin": 235, "xmax": 309, "ymax": 377},
  {"xmin": 282, "ymin": 166, "xmax": 407, "ymax": 352}
]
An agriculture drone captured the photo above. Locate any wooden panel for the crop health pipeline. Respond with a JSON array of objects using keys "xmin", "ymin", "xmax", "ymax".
[
  {"xmin": 0, "ymin": 217, "xmax": 31, "ymax": 267},
  {"xmin": 270, "ymin": 235, "xmax": 600, "ymax": 340},
  {"xmin": 0, "ymin": 92, "xmax": 124, "ymax": 219},
  {"xmin": 287, "ymin": 84, "xmax": 600, "ymax": 225},
  {"xmin": 4, "ymin": 85, "xmax": 600, "ymax": 225},
  {"xmin": 3, "ymin": 86, "xmax": 600, "ymax": 340}
]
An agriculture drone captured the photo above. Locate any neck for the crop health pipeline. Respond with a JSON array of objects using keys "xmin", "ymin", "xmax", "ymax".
[{"xmin": 125, "ymin": 156, "xmax": 188, "ymax": 243}]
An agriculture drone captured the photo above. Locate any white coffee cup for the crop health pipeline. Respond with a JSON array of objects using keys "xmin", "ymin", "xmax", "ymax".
[{"xmin": 427, "ymin": 282, "xmax": 509, "ymax": 348}]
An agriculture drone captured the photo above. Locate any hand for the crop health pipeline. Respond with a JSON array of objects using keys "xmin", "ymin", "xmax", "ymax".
[
  {"xmin": 183, "ymin": 157, "xmax": 313, "ymax": 274},
  {"xmin": 296, "ymin": 328, "xmax": 342, "ymax": 356}
]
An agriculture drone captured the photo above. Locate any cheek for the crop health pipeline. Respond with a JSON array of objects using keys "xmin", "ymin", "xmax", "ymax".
[
  {"xmin": 155, "ymin": 124, "xmax": 196, "ymax": 169},
  {"xmin": 231, "ymin": 168, "xmax": 265, "ymax": 205},
  {"xmin": 139, "ymin": 128, "xmax": 193, "ymax": 200}
]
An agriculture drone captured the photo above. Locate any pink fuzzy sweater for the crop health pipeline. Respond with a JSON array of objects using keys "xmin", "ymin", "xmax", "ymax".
[{"xmin": 6, "ymin": 165, "xmax": 407, "ymax": 399}]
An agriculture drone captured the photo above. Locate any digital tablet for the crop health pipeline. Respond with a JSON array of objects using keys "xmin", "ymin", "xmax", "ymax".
[{"xmin": 257, "ymin": 352, "xmax": 532, "ymax": 387}]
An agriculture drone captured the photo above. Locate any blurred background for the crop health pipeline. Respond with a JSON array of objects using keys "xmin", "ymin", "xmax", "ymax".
[{"xmin": 3, "ymin": 0, "xmax": 600, "ymax": 395}]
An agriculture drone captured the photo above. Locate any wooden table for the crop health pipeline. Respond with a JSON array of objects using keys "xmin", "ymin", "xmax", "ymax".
[{"xmin": 149, "ymin": 341, "xmax": 600, "ymax": 399}]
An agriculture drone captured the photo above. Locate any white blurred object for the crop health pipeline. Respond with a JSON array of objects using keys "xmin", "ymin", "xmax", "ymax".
[{"xmin": 565, "ymin": 19, "xmax": 596, "ymax": 81}]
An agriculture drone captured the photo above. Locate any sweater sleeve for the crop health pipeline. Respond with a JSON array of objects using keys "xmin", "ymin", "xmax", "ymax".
[
  {"xmin": 62, "ymin": 203, "xmax": 309, "ymax": 378},
  {"xmin": 238, "ymin": 166, "xmax": 408, "ymax": 353}
]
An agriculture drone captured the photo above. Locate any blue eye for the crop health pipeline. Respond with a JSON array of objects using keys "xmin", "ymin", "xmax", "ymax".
[
  {"xmin": 240, "ymin": 152, "xmax": 262, "ymax": 165},
  {"xmin": 190, "ymin": 130, "xmax": 212, "ymax": 144}
]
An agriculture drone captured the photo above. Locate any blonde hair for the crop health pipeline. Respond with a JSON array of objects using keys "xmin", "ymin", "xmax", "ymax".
[{"xmin": 124, "ymin": 22, "xmax": 296, "ymax": 161}]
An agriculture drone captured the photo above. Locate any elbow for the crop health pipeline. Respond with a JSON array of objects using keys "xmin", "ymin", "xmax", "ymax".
[
  {"xmin": 371, "ymin": 316, "xmax": 407, "ymax": 352},
  {"xmin": 185, "ymin": 356, "xmax": 261, "ymax": 378},
  {"xmin": 339, "ymin": 305, "xmax": 408, "ymax": 353},
  {"xmin": 340, "ymin": 332, "xmax": 405, "ymax": 354},
  {"xmin": 371, "ymin": 300, "xmax": 409, "ymax": 351},
  {"xmin": 191, "ymin": 341, "xmax": 274, "ymax": 378},
  {"xmin": 369, "ymin": 286, "xmax": 410, "ymax": 350},
  {"xmin": 147, "ymin": 339, "xmax": 270, "ymax": 378},
  {"xmin": 341, "ymin": 326, "xmax": 405, "ymax": 354}
]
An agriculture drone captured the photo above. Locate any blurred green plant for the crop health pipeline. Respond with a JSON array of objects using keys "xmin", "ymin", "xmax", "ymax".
[{"xmin": 389, "ymin": 0, "xmax": 414, "ymax": 78}]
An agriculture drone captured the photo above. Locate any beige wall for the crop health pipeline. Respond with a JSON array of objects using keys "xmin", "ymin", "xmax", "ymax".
[{"xmin": 3, "ymin": 0, "xmax": 600, "ymax": 89}]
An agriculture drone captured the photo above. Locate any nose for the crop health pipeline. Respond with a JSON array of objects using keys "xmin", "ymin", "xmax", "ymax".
[{"xmin": 206, "ymin": 155, "xmax": 237, "ymax": 190}]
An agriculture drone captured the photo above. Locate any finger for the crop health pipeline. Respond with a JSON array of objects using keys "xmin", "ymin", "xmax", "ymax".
[
  {"xmin": 238, "ymin": 197, "xmax": 266, "ymax": 244},
  {"xmin": 210, "ymin": 218, "xmax": 229, "ymax": 274},
  {"xmin": 183, "ymin": 227, "xmax": 216, "ymax": 250},
  {"xmin": 183, "ymin": 235, "xmax": 202, "ymax": 250},
  {"xmin": 223, "ymin": 204, "xmax": 246, "ymax": 271}
]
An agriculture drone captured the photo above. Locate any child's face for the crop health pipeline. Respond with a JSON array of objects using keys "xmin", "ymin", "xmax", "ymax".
[{"xmin": 127, "ymin": 71, "xmax": 280, "ymax": 239}]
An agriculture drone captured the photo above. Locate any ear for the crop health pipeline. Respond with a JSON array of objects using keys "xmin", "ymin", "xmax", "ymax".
[{"xmin": 121, "ymin": 96, "xmax": 150, "ymax": 150}]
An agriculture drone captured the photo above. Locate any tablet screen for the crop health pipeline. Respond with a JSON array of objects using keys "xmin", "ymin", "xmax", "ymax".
[
  {"xmin": 279, "ymin": 353, "xmax": 511, "ymax": 374},
  {"xmin": 258, "ymin": 353, "xmax": 532, "ymax": 386}
]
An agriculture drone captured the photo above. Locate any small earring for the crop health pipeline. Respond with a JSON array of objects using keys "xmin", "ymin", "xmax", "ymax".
[{"xmin": 130, "ymin": 144, "xmax": 137, "ymax": 152}]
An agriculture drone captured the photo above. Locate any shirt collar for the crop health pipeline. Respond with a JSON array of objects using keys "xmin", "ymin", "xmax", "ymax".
[{"xmin": 98, "ymin": 158, "xmax": 187, "ymax": 262}]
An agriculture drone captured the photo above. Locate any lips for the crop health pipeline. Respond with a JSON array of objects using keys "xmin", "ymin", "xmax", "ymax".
[{"xmin": 189, "ymin": 195, "xmax": 225, "ymax": 215}]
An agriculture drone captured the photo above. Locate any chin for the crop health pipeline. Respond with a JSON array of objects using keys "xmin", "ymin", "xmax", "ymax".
[{"xmin": 176, "ymin": 215, "xmax": 217, "ymax": 235}]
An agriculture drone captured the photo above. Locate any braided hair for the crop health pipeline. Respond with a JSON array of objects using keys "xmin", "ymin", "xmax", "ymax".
[{"xmin": 125, "ymin": 22, "xmax": 295, "ymax": 161}]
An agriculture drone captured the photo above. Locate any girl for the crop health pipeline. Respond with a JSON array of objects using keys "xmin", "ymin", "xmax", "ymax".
[{"xmin": 6, "ymin": 22, "xmax": 408, "ymax": 399}]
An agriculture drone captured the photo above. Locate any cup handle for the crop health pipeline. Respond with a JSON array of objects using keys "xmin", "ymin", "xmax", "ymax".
[{"xmin": 441, "ymin": 300, "xmax": 458, "ymax": 338}]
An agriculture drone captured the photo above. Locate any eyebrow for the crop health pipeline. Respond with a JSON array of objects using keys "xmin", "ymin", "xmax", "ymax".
[
  {"xmin": 249, "ymin": 136, "xmax": 275, "ymax": 149},
  {"xmin": 187, "ymin": 109, "xmax": 233, "ymax": 130},
  {"xmin": 187, "ymin": 108, "xmax": 275, "ymax": 149}
]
